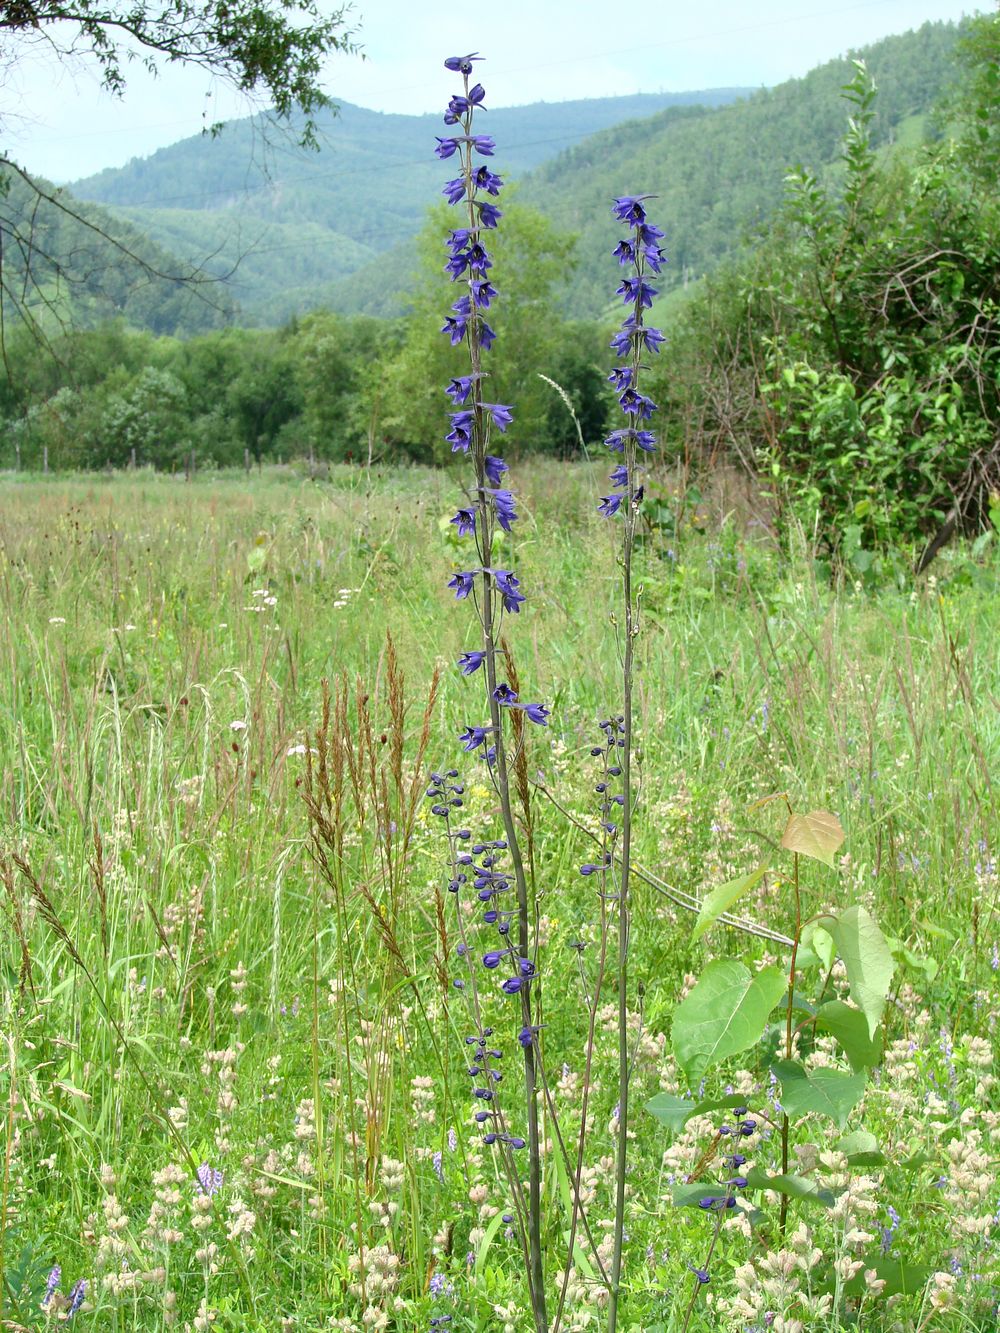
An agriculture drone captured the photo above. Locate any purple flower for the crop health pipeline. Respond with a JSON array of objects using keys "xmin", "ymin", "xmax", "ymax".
[
  {"xmin": 451, "ymin": 508, "xmax": 476, "ymax": 537},
  {"xmin": 42, "ymin": 1265, "xmax": 61, "ymax": 1308},
  {"xmin": 612, "ymin": 195, "xmax": 654, "ymax": 224},
  {"xmin": 67, "ymin": 1280, "xmax": 86, "ymax": 1318},
  {"xmin": 444, "ymin": 52, "xmax": 482, "ymax": 73},
  {"xmin": 441, "ymin": 313, "xmax": 468, "ymax": 346},
  {"xmin": 618, "ymin": 387, "xmax": 658, "ymax": 419},
  {"xmin": 459, "ymin": 725, "xmax": 492, "ymax": 752},
  {"xmin": 486, "ymin": 488, "xmax": 518, "ymax": 531},
  {"xmin": 482, "ymin": 402, "xmax": 513, "ymax": 431},
  {"xmin": 687, "ymin": 1264, "xmax": 711, "ymax": 1285},
  {"xmin": 478, "ymin": 201, "xmax": 502, "ymax": 228},
  {"xmin": 446, "ymin": 375, "xmax": 479, "ymax": 405},
  {"xmin": 598, "ymin": 494, "xmax": 624, "ymax": 517},
  {"xmin": 501, "ymin": 976, "xmax": 525, "ymax": 995},
  {"xmin": 458, "ymin": 651, "xmax": 486, "ymax": 675},
  {"xmin": 196, "ymin": 1162, "xmax": 224, "ymax": 1196},
  {"xmin": 448, "ymin": 571, "xmax": 477, "ymax": 599},
  {"xmin": 473, "ymin": 165, "xmax": 503, "ymax": 195},
  {"xmin": 605, "ymin": 428, "xmax": 657, "ymax": 453},
  {"xmin": 493, "ymin": 683, "xmax": 518, "ymax": 705},
  {"xmin": 471, "ymin": 279, "xmax": 498, "ymax": 309},
  {"xmin": 491, "ymin": 568, "xmax": 525, "ymax": 613},
  {"xmin": 471, "ymin": 134, "xmax": 496, "ymax": 156},
  {"xmin": 616, "ymin": 276, "xmax": 658, "ymax": 308},
  {"xmin": 485, "ymin": 455, "xmax": 508, "ymax": 487},
  {"xmin": 610, "ymin": 463, "xmax": 630, "ymax": 487},
  {"xmin": 610, "ymin": 321, "xmax": 665, "ymax": 356},
  {"xmin": 518, "ymin": 702, "xmax": 550, "ymax": 725},
  {"xmin": 446, "ymin": 408, "xmax": 475, "ymax": 450},
  {"xmin": 435, "ymin": 136, "xmax": 461, "ymax": 159}
]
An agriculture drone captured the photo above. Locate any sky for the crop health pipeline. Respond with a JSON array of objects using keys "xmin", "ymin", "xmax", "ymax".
[{"xmin": 1, "ymin": 0, "xmax": 985, "ymax": 182}]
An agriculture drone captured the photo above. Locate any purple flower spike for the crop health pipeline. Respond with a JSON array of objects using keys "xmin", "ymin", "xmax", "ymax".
[
  {"xmin": 42, "ymin": 1265, "xmax": 61, "ymax": 1308},
  {"xmin": 67, "ymin": 1280, "xmax": 86, "ymax": 1318}
]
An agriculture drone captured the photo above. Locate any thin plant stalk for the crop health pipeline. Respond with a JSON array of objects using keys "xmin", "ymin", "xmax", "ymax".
[{"xmin": 440, "ymin": 54, "xmax": 548, "ymax": 1330}]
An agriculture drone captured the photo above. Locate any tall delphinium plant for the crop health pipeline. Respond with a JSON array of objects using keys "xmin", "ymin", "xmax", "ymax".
[
  {"xmin": 598, "ymin": 195, "xmax": 666, "ymax": 1333},
  {"xmin": 435, "ymin": 52, "xmax": 550, "ymax": 1332}
]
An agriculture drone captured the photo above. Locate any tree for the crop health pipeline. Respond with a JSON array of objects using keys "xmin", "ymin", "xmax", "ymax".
[{"xmin": 0, "ymin": 0, "xmax": 359, "ymax": 354}]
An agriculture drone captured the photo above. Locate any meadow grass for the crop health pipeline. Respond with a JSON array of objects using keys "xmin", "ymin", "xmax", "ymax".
[{"xmin": 0, "ymin": 464, "xmax": 998, "ymax": 1330}]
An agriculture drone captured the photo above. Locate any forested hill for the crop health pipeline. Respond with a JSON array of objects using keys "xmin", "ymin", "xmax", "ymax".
[
  {"xmin": 68, "ymin": 90, "xmax": 750, "ymax": 325},
  {"xmin": 522, "ymin": 19, "xmax": 963, "ymax": 317},
  {"xmin": 334, "ymin": 19, "xmax": 965, "ymax": 321},
  {"xmin": 0, "ymin": 167, "xmax": 236, "ymax": 337},
  {"xmin": 61, "ymin": 20, "xmax": 964, "ymax": 328}
]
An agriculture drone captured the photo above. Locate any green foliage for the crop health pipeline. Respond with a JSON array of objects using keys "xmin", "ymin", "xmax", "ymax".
[
  {"xmin": 770, "ymin": 1060, "xmax": 867, "ymax": 1128},
  {"xmin": 826, "ymin": 905, "xmax": 896, "ymax": 1038},
  {"xmin": 375, "ymin": 199, "xmax": 604, "ymax": 462},
  {"xmin": 657, "ymin": 32, "xmax": 1000, "ymax": 557},
  {"xmin": 671, "ymin": 960, "xmax": 786, "ymax": 1083}
]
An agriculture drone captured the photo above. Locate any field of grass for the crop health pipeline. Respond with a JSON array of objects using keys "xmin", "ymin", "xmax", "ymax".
[{"xmin": 1, "ymin": 464, "xmax": 998, "ymax": 1331}]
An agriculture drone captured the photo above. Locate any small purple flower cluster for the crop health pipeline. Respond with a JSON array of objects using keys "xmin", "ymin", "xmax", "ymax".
[
  {"xmin": 580, "ymin": 717, "xmax": 627, "ymax": 877},
  {"xmin": 598, "ymin": 196, "xmax": 667, "ymax": 518},
  {"xmin": 686, "ymin": 1109, "xmax": 758, "ymax": 1292},
  {"xmin": 196, "ymin": 1162, "xmax": 224, "ymax": 1196},
  {"xmin": 42, "ymin": 1266, "xmax": 86, "ymax": 1318}
]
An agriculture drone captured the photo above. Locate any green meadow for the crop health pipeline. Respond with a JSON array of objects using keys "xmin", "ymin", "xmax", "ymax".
[{"xmin": 1, "ymin": 465, "xmax": 998, "ymax": 1330}]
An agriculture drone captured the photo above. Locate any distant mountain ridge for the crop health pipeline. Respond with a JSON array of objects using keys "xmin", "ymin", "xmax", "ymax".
[
  {"xmin": 68, "ymin": 91, "xmax": 753, "ymax": 323},
  {"xmin": 62, "ymin": 20, "xmax": 966, "ymax": 328}
]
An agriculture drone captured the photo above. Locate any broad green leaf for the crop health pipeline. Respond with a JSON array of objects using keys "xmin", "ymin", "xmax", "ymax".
[
  {"xmin": 836, "ymin": 1128, "xmax": 885, "ymax": 1168},
  {"xmin": 645, "ymin": 1092, "xmax": 752, "ymax": 1135},
  {"xmin": 672, "ymin": 961, "xmax": 786, "ymax": 1083},
  {"xmin": 828, "ymin": 905, "xmax": 895, "ymax": 1037},
  {"xmin": 839, "ymin": 1258, "xmax": 931, "ymax": 1299},
  {"xmin": 692, "ymin": 864, "xmax": 769, "ymax": 942},
  {"xmin": 816, "ymin": 999, "xmax": 883, "ymax": 1071},
  {"xmin": 744, "ymin": 1167, "xmax": 834, "ymax": 1207},
  {"xmin": 780, "ymin": 810, "xmax": 845, "ymax": 867},
  {"xmin": 801, "ymin": 921, "xmax": 834, "ymax": 971},
  {"xmin": 772, "ymin": 1059, "xmax": 866, "ymax": 1128},
  {"xmin": 671, "ymin": 1183, "xmax": 722, "ymax": 1208}
]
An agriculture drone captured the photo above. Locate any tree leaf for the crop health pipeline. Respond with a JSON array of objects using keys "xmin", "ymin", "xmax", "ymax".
[
  {"xmin": 827, "ymin": 905, "xmax": 895, "ymax": 1037},
  {"xmin": 815, "ymin": 999, "xmax": 883, "ymax": 1071},
  {"xmin": 801, "ymin": 920, "xmax": 834, "ymax": 971},
  {"xmin": 836, "ymin": 1128, "xmax": 885, "ymax": 1168},
  {"xmin": 780, "ymin": 810, "xmax": 845, "ymax": 866},
  {"xmin": 772, "ymin": 1059, "xmax": 866, "ymax": 1128},
  {"xmin": 743, "ymin": 1168, "xmax": 835, "ymax": 1207},
  {"xmin": 838, "ymin": 1258, "xmax": 931, "ymax": 1299},
  {"xmin": 672, "ymin": 961, "xmax": 786, "ymax": 1083},
  {"xmin": 645, "ymin": 1092, "xmax": 753, "ymax": 1135},
  {"xmin": 692, "ymin": 864, "xmax": 769, "ymax": 942}
]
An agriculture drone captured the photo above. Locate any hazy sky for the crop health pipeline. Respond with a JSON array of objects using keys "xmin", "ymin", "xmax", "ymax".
[{"xmin": 2, "ymin": 0, "xmax": 984, "ymax": 181}]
